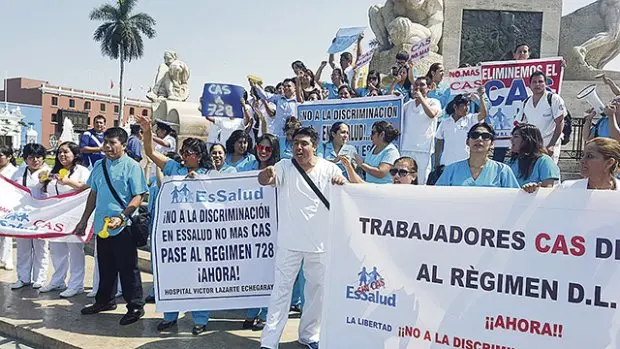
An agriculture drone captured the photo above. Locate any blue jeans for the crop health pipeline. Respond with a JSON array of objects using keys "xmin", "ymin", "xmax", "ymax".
[
  {"xmin": 291, "ymin": 266, "xmax": 305, "ymax": 309},
  {"xmin": 164, "ymin": 311, "xmax": 210, "ymax": 325},
  {"xmin": 246, "ymin": 307, "xmax": 267, "ymax": 321}
]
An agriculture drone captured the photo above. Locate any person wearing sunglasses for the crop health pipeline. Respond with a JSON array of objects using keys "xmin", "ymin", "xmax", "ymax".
[
  {"xmin": 508, "ymin": 124, "xmax": 560, "ymax": 189},
  {"xmin": 436, "ymin": 123, "xmax": 519, "ymax": 188},
  {"xmin": 225, "ymin": 130, "xmax": 256, "ymax": 172},
  {"xmin": 353, "ymin": 70, "xmax": 381, "ymax": 97},
  {"xmin": 343, "ymin": 156, "xmax": 418, "ymax": 185},
  {"xmin": 210, "ymin": 143, "xmax": 236, "ymax": 174},
  {"xmin": 354, "ymin": 121, "xmax": 401, "ymax": 184},
  {"xmin": 317, "ymin": 122, "xmax": 358, "ymax": 179}
]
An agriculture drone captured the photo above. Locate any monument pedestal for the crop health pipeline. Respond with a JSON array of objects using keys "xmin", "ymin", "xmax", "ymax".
[{"xmin": 151, "ymin": 100, "xmax": 210, "ymax": 144}]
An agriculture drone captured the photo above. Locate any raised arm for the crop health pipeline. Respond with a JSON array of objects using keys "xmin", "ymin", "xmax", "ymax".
[
  {"xmin": 328, "ymin": 53, "xmax": 336, "ymax": 70},
  {"xmin": 474, "ymin": 86, "xmax": 488, "ymax": 121},
  {"xmin": 356, "ymin": 33, "xmax": 364, "ymax": 60},
  {"xmin": 315, "ymin": 61, "xmax": 328, "ymax": 87},
  {"xmin": 136, "ymin": 115, "xmax": 171, "ymax": 171},
  {"xmin": 602, "ymin": 75, "xmax": 620, "ymax": 96},
  {"xmin": 295, "ymin": 74, "xmax": 305, "ymax": 103},
  {"xmin": 583, "ymin": 108, "xmax": 597, "ymax": 143}
]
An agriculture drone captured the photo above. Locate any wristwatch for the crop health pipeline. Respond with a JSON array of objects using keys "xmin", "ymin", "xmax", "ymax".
[{"xmin": 119, "ymin": 212, "xmax": 128, "ymax": 223}]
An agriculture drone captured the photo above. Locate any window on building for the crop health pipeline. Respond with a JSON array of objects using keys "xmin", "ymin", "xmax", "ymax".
[
  {"xmin": 114, "ymin": 120, "xmax": 119, "ymax": 127},
  {"xmin": 51, "ymin": 96, "xmax": 58, "ymax": 106},
  {"xmin": 100, "ymin": 103, "xmax": 106, "ymax": 112},
  {"xmin": 129, "ymin": 107, "xmax": 135, "ymax": 115},
  {"xmin": 114, "ymin": 105, "xmax": 119, "ymax": 114},
  {"xmin": 84, "ymin": 101, "xmax": 91, "ymax": 110},
  {"xmin": 51, "ymin": 113, "xmax": 58, "ymax": 123},
  {"xmin": 141, "ymin": 109, "xmax": 148, "ymax": 116},
  {"xmin": 69, "ymin": 99, "xmax": 75, "ymax": 108}
]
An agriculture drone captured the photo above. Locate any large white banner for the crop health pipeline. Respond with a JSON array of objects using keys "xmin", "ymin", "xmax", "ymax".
[
  {"xmin": 0, "ymin": 176, "xmax": 94, "ymax": 243},
  {"xmin": 152, "ymin": 173, "xmax": 278, "ymax": 312},
  {"xmin": 321, "ymin": 184, "xmax": 620, "ymax": 349}
]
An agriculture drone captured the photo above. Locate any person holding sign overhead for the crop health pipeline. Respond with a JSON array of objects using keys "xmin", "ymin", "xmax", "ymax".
[
  {"xmin": 250, "ymin": 78, "xmax": 297, "ymax": 138},
  {"xmin": 135, "ymin": 114, "xmax": 213, "ymax": 335},
  {"xmin": 257, "ymin": 126, "xmax": 346, "ymax": 349},
  {"xmin": 436, "ymin": 123, "xmax": 519, "ymax": 188},
  {"xmin": 202, "ymin": 97, "xmax": 252, "ymax": 145}
]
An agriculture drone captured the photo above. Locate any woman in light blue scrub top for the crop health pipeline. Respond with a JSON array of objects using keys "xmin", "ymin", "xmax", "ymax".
[
  {"xmin": 210, "ymin": 143, "xmax": 237, "ymax": 174},
  {"xmin": 279, "ymin": 117, "xmax": 301, "ymax": 160},
  {"xmin": 355, "ymin": 121, "xmax": 401, "ymax": 184},
  {"xmin": 317, "ymin": 122, "xmax": 358, "ymax": 178},
  {"xmin": 137, "ymin": 115, "xmax": 213, "ymax": 335},
  {"xmin": 507, "ymin": 124, "xmax": 560, "ymax": 187},
  {"xmin": 225, "ymin": 130, "xmax": 256, "ymax": 172},
  {"xmin": 354, "ymin": 70, "xmax": 381, "ymax": 97},
  {"xmin": 436, "ymin": 123, "xmax": 519, "ymax": 188}
]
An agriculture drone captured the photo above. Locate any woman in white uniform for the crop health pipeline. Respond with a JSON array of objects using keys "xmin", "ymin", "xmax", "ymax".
[
  {"xmin": 39, "ymin": 142, "xmax": 90, "ymax": 298},
  {"xmin": 561, "ymin": 138, "xmax": 620, "ymax": 190},
  {"xmin": 0, "ymin": 146, "xmax": 17, "ymax": 270}
]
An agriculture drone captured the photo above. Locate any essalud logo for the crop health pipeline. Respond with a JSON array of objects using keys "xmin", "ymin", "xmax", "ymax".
[
  {"xmin": 345, "ymin": 265, "xmax": 397, "ymax": 307},
  {"xmin": 0, "ymin": 210, "xmax": 36, "ymax": 230},
  {"xmin": 170, "ymin": 184, "xmax": 194, "ymax": 204}
]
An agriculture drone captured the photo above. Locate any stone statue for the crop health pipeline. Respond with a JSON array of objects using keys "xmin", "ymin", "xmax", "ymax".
[
  {"xmin": 146, "ymin": 51, "xmax": 191, "ymax": 102},
  {"xmin": 368, "ymin": 0, "xmax": 444, "ymax": 53},
  {"xmin": 559, "ymin": 0, "xmax": 620, "ymax": 80}
]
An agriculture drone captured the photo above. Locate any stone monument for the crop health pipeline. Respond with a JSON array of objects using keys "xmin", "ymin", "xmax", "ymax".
[
  {"xmin": 146, "ymin": 51, "xmax": 208, "ymax": 145},
  {"xmin": 368, "ymin": 0, "xmax": 444, "ymax": 75}
]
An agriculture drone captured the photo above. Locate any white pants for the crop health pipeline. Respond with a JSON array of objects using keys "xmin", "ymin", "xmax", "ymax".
[
  {"xmin": 0, "ymin": 236, "xmax": 13, "ymax": 266},
  {"xmin": 261, "ymin": 248, "xmax": 326, "ymax": 349},
  {"xmin": 552, "ymin": 143, "xmax": 561, "ymax": 164},
  {"xmin": 401, "ymin": 150, "xmax": 432, "ymax": 185},
  {"xmin": 49, "ymin": 242, "xmax": 85, "ymax": 290},
  {"xmin": 16, "ymin": 238, "xmax": 48, "ymax": 284}
]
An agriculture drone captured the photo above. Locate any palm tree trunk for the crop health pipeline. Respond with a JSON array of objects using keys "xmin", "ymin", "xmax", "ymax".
[{"xmin": 118, "ymin": 54, "xmax": 124, "ymax": 125}]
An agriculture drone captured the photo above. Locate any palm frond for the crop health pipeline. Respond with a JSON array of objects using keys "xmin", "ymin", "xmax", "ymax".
[
  {"xmin": 89, "ymin": 4, "xmax": 119, "ymax": 21},
  {"xmin": 118, "ymin": 0, "xmax": 137, "ymax": 19},
  {"xmin": 130, "ymin": 13, "xmax": 156, "ymax": 38}
]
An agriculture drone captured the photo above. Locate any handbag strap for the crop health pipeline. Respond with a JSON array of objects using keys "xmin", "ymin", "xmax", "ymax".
[
  {"xmin": 102, "ymin": 159, "xmax": 127, "ymax": 210},
  {"xmin": 22, "ymin": 168, "xmax": 27, "ymax": 187},
  {"xmin": 291, "ymin": 158, "xmax": 330, "ymax": 210}
]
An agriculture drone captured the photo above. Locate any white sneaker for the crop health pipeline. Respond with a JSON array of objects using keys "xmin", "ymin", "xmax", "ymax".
[
  {"xmin": 86, "ymin": 290, "xmax": 97, "ymax": 298},
  {"xmin": 39, "ymin": 284, "xmax": 66, "ymax": 293},
  {"xmin": 60, "ymin": 288, "xmax": 83, "ymax": 298},
  {"xmin": 32, "ymin": 282, "xmax": 45, "ymax": 289},
  {"xmin": 11, "ymin": 280, "xmax": 30, "ymax": 289}
]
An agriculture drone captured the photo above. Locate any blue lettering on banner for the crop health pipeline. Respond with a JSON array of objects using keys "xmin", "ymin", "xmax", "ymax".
[
  {"xmin": 345, "ymin": 265, "xmax": 397, "ymax": 307},
  {"xmin": 0, "ymin": 211, "xmax": 37, "ymax": 230},
  {"xmin": 297, "ymin": 96, "xmax": 402, "ymax": 157},
  {"xmin": 170, "ymin": 185, "xmax": 264, "ymax": 204},
  {"xmin": 201, "ymin": 83, "xmax": 245, "ymax": 119}
]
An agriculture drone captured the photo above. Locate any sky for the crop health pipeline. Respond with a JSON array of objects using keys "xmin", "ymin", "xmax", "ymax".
[{"xmin": 0, "ymin": 0, "xmax": 607, "ymax": 103}]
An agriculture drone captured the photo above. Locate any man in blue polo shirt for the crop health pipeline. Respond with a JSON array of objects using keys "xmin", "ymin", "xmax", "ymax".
[
  {"xmin": 74, "ymin": 127, "xmax": 148, "ymax": 326},
  {"xmin": 80, "ymin": 115, "xmax": 106, "ymax": 168}
]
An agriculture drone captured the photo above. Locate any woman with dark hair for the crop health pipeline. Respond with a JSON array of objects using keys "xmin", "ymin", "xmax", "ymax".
[
  {"xmin": 38, "ymin": 141, "xmax": 90, "ymax": 298},
  {"xmin": 301, "ymin": 69, "xmax": 320, "ymax": 101},
  {"xmin": 10, "ymin": 143, "xmax": 50, "ymax": 290},
  {"xmin": 560, "ymin": 137, "xmax": 620, "ymax": 190},
  {"xmin": 225, "ymin": 130, "xmax": 256, "ymax": 171},
  {"xmin": 338, "ymin": 85, "xmax": 354, "ymax": 99},
  {"xmin": 0, "ymin": 145, "xmax": 17, "ymax": 271},
  {"xmin": 317, "ymin": 122, "xmax": 358, "ymax": 178},
  {"xmin": 367, "ymin": 87, "xmax": 383, "ymax": 97},
  {"xmin": 508, "ymin": 124, "xmax": 560, "ymax": 189},
  {"xmin": 353, "ymin": 70, "xmax": 381, "ymax": 97},
  {"xmin": 436, "ymin": 123, "xmax": 519, "ymax": 187},
  {"xmin": 426, "ymin": 63, "xmax": 451, "ymax": 112},
  {"xmin": 136, "ymin": 115, "xmax": 212, "ymax": 335},
  {"xmin": 210, "ymin": 143, "xmax": 236, "ymax": 173},
  {"xmin": 354, "ymin": 121, "xmax": 401, "ymax": 184},
  {"xmin": 388, "ymin": 65, "xmax": 411, "ymax": 101},
  {"xmin": 344, "ymin": 156, "xmax": 418, "ymax": 185},
  {"xmin": 153, "ymin": 121, "xmax": 177, "ymax": 153},
  {"xmin": 280, "ymin": 117, "xmax": 302, "ymax": 160}
]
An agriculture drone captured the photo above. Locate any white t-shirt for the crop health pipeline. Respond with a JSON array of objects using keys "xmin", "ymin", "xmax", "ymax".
[
  {"xmin": 519, "ymin": 91, "xmax": 566, "ymax": 146},
  {"xmin": 0, "ymin": 163, "xmax": 17, "ymax": 178},
  {"xmin": 210, "ymin": 117, "xmax": 245, "ymax": 144},
  {"xmin": 344, "ymin": 66, "xmax": 355, "ymax": 85},
  {"xmin": 273, "ymin": 158, "xmax": 342, "ymax": 253},
  {"xmin": 155, "ymin": 134, "xmax": 176, "ymax": 154},
  {"xmin": 560, "ymin": 178, "xmax": 620, "ymax": 189},
  {"xmin": 11, "ymin": 165, "xmax": 51, "ymax": 199},
  {"xmin": 401, "ymin": 98, "xmax": 441, "ymax": 153},
  {"xmin": 436, "ymin": 113, "xmax": 481, "ymax": 166},
  {"xmin": 47, "ymin": 165, "xmax": 91, "ymax": 196}
]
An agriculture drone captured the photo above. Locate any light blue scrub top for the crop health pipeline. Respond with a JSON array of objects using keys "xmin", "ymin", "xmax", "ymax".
[
  {"xmin": 280, "ymin": 138, "xmax": 294, "ymax": 160},
  {"xmin": 508, "ymin": 155, "xmax": 560, "ymax": 186},
  {"xmin": 436, "ymin": 159, "xmax": 519, "ymax": 188},
  {"xmin": 323, "ymin": 82, "xmax": 339, "ymax": 99},
  {"xmin": 317, "ymin": 141, "xmax": 358, "ymax": 178},
  {"xmin": 225, "ymin": 153, "xmax": 257, "ymax": 172},
  {"xmin": 363, "ymin": 143, "xmax": 400, "ymax": 184},
  {"xmin": 163, "ymin": 159, "xmax": 211, "ymax": 176},
  {"xmin": 218, "ymin": 163, "xmax": 238, "ymax": 174},
  {"xmin": 591, "ymin": 117, "xmax": 611, "ymax": 138}
]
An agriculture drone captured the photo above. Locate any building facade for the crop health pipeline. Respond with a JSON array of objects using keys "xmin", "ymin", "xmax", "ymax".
[{"xmin": 0, "ymin": 77, "xmax": 150, "ymax": 148}]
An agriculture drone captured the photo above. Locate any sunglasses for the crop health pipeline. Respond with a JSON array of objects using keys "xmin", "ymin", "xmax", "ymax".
[
  {"xmin": 256, "ymin": 144, "xmax": 273, "ymax": 153},
  {"xmin": 389, "ymin": 169, "xmax": 414, "ymax": 177},
  {"xmin": 181, "ymin": 149, "xmax": 197, "ymax": 157},
  {"xmin": 468, "ymin": 131, "xmax": 494, "ymax": 140}
]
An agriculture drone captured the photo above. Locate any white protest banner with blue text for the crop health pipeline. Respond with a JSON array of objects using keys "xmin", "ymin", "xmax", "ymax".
[
  {"xmin": 152, "ymin": 173, "xmax": 278, "ymax": 312},
  {"xmin": 321, "ymin": 184, "xmax": 620, "ymax": 349},
  {"xmin": 201, "ymin": 83, "xmax": 246, "ymax": 119},
  {"xmin": 328, "ymin": 27, "xmax": 366, "ymax": 54},
  {"xmin": 297, "ymin": 95, "xmax": 403, "ymax": 157}
]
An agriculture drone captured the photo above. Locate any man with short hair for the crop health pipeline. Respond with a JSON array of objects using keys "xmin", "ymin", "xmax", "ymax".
[
  {"xmin": 75, "ymin": 127, "xmax": 147, "ymax": 326},
  {"xmin": 250, "ymin": 78, "xmax": 297, "ymax": 138},
  {"xmin": 519, "ymin": 71, "xmax": 566, "ymax": 164},
  {"xmin": 80, "ymin": 115, "xmax": 106, "ymax": 169},
  {"xmin": 258, "ymin": 127, "xmax": 346, "ymax": 349},
  {"xmin": 401, "ymin": 76, "xmax": 442, "ymax": 184},
  {"xmin": 513, "ymin": 43, "xmax": 531, "ymax": 60},
  {"xmin": 126, "ymin": 124, "xmax": 143, "ymax": 162}
]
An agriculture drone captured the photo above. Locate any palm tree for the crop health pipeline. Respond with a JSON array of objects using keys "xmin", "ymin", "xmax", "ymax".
[{"xmin": 89, "ymin": 0, "xmax": 156, "ymax": 123}]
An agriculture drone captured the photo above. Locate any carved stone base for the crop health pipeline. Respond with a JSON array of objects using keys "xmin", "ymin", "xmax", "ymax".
[
  {"xmin": 369, "ymin": 45, "xmax": 442, "ymax": 79},
  {"xmin": 151, "ymin": 100, "xmax": 210, "ymax": 146}
]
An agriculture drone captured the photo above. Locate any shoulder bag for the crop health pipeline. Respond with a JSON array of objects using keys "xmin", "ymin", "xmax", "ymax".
[{"xmin": 291, "ymin": 158, "xmax": 330, "ymax": 210}]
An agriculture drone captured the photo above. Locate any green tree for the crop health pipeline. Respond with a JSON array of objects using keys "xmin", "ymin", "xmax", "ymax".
[{"xmin": 89, "ymin": 0, "xmax": 156, "ymax": 123}]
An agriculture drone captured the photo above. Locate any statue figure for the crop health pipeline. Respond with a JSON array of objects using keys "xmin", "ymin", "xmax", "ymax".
[
  {"xmin": 559, "ymin": 0, "xmax": 620, "ymax": 80},
  {"xmin": 146, "ymin": 51, "xmax": 191, "ymax": 102},
  {"xmin": 368, "ymin": 0, "xmax": 444, "ymax": 53},
  {"xmin": 59, "ymin": 117, "xmax": 75, "ymax": 144}
]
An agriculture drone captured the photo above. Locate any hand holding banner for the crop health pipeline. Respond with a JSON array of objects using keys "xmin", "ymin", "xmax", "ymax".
[
  {"xmin": 409, "ymin": 37, "xmax": 432, "ymax": 63},
  {"xmin": 201, "ymin": 83, "xmax": 246, "ymax": 119}
]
